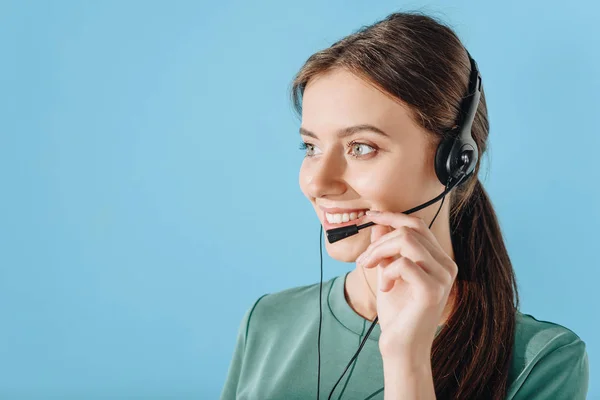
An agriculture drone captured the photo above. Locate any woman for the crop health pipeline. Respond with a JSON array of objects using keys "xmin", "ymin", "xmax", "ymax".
[{"xmin": 220, "ymin": 11, "xmax": 589, "ymax": 400}]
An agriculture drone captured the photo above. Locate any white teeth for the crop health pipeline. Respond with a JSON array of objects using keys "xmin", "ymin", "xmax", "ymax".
[{"xmin": 325, "ymin": 210, "xmax": 367, "ymax": 224}]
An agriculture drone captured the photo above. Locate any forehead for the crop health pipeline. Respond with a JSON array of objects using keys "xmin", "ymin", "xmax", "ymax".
[{"xmin": 301, "ymin": 68, "xmax": 417, "ymax": 135}]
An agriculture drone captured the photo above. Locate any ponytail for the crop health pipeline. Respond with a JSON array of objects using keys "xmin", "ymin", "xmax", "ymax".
[{"xmin": 431, "ymin": 178, "xmax": 520, "ymax": 399}]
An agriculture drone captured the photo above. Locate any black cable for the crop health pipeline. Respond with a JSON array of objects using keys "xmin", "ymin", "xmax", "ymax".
[
  {"xmin": 320, "ymin": 176, "xmax": 460, "ymax": 400},
  {"xmin": 428, "ymin": 180, "xmax": 450, "ymax": 230},
  {"xmin": 317, "ymin": 224, "xmax": 323, "ymax": 400},
  {"xmin": 326, "ymin": 314, "xmax": 379, "ymax": 400}
]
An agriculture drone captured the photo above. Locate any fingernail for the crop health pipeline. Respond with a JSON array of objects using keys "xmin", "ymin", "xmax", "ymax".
[{"xmin": 366, "ymin": 210, "xmax": 380, "ymax": 216}]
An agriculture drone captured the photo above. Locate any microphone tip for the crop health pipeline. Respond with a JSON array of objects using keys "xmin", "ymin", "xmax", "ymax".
[{"xmin": 325, "ymin": 225, "xmax": 359, "ymax": 244}]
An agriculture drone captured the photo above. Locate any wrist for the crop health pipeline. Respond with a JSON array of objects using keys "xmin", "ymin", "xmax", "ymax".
[
  {"xmin": 383, "ymin": 353, "xmax": 431, "ymax": 374},
  {"xmin": 382, "ymin": 355, "xmax": 435, "ymax": 400},
  {"xmin": 379, "ymin": 340, "xmax": 432, "ymax": 364}
]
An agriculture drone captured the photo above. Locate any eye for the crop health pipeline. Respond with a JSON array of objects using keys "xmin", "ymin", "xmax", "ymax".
[
  {"xmin": 299, "ymin": 142, "xmax": 322, "ymax": 157},
  {"xmin": 348, "ymin": 141, "xmax": 376, "ymax": 158}
]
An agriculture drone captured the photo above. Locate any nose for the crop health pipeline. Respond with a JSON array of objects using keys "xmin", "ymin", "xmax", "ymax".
[{"xmin": 303, "ymin": 151, "xmax": 347, "ymax": 199}]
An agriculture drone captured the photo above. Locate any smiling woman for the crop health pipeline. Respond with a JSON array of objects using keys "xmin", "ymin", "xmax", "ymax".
[{"xmin": 220, "ymin": 11, "xmax": 589, "ymax": 400}]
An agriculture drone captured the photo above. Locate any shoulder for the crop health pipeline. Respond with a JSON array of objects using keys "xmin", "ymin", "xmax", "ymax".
[
  {"xmin": 254, "ymin": 278, "xmax": 326, "ymax": 314},
  {"xmin": 242, "ymin": 276, "xmax": 337, "ymax": 336},
  {"xmin": 512, "ymin": 311, "xmax": 586, "ymax": 365},
  {"xmin": 507, "ymin": 311, "xmax": 589, "ymax": 399}
]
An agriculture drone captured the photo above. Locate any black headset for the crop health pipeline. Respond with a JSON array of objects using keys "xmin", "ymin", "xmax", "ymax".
[
  {"xmin": 318, "ymin": 49, "xmax": 482, "ymax": 400},
  {"xmin": 434, "ymin": 51, "xmax": 481, "ymax": 187}
]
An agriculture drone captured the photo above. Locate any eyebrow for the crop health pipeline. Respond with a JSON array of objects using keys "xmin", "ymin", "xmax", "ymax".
[{"xmin": 299, "ymin": 124, "xmax": 390, "ymax": 139}]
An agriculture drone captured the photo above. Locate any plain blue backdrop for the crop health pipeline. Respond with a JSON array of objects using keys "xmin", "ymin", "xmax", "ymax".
[{"xmin": 1, "ymin": 0, "xmax": 598, "ymax": 398}]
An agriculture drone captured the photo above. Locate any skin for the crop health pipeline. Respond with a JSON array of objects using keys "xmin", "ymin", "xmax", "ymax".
[{"xmin": 298, "ymin": 68, "xmax": 460, "ymax": 399}]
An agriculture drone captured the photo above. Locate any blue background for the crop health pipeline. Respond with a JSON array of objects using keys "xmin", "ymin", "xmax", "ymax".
[{"xmin": 1, "ymin": 0, "xmax": 598, "ymax": 398}]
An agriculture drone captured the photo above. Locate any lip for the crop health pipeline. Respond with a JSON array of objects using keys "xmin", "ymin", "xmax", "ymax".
[{"xmin": 318, "ymin": 206, "xmax": 370, "ymax": 231}]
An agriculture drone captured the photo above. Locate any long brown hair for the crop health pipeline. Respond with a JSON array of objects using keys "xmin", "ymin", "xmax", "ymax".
[{"xmin": 290, "ymin": 11, "xmax": 520, "ymax": 399}]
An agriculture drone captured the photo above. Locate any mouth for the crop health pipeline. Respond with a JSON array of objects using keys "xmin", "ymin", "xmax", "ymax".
[{"xmin": 319, "ymin": 206, "xmax": 370, "ymax": 231}]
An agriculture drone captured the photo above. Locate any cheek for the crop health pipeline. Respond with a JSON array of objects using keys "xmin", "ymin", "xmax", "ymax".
[
  {"xmin": 351, "ymin": 167, "xmax": 404, "ymax": 200},
  {"xmin": 349, "ymin": 162, "xmax": 427, "ymax": 210}
]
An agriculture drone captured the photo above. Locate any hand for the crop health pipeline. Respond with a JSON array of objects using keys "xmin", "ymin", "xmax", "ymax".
[{"xmin": 356, "ymin": 210, "xmax": 458, "ymax": 360}]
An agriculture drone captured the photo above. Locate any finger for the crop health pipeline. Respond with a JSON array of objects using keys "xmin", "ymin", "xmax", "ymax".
[
  {"xmin": 356, "ymin": 224, "xmax": 402, "ymax": 267},
  {"xmin": 360, "ymin": 227, "xmax": 417, "ymax": 263},
  {"xmin": 366, "ymin": 210, "xmax": 438, "ymax": 247},
  {"xmin": 361, "ymin": 223, "xmax": 392, "ymax": 266},
  {"xmin": 364, "ymin": 229, "xmax": 455, "ymax": 286},
  {"xmin": 363, "ymin": 212, "xmax": 456, "ymax": 282},
  {"xmin": 370, "ymin": 222, "xmax": 392, "ymax": 245},
  {"xmin": 401, "ymin": 228, "xmax": 457, "ymax": 284},
  {"xmin": 382, "ymin": 257, "xmax": 449, "ymax": 307},
  {"xmin": 361, "ymin": 228, "xmax": 436, "ymax": 276},
  {"xmin": 376, "ymin": 256, "xmax": 394, "ymax": 291},
  {"xmin": 367, "ymin": 226, "xmax": 451, "ymax": 269},
  {"xmin": 379, "ymin": 256, "xmax": 434, "ymax": 293}
]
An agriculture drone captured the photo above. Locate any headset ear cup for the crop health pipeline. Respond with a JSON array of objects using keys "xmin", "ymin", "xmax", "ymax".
[{"xmin": 434, "ymin": 136, "xmax": 455, "ymax": 185}]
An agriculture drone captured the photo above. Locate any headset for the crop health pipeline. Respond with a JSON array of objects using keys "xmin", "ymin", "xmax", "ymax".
[{"xmin": 316, "ymin": 49, "xmax": 482, "ymax": 400}]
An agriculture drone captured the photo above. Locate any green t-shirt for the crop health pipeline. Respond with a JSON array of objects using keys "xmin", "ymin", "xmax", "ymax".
[{"xmin": 220, "ymin": 272, "xmax": 589, "ymax": 399}]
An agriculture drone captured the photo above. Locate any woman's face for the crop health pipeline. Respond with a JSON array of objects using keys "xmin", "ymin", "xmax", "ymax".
[{"xmin": 299, "ymin": 68, "xmax": 445, "ymax": 262}]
